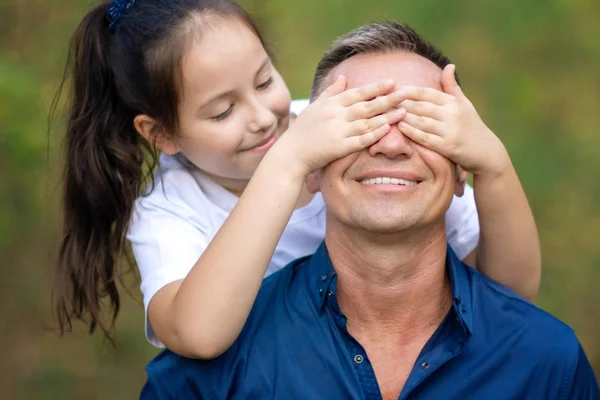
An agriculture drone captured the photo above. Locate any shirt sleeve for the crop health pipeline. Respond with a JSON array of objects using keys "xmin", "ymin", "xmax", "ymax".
[
  {"xmin": 128, "ymin": 192, "xmax": 210, "ymax": 348},
  {"xmin": 141, "ymin": 354, "xmax": 188, "ymax": 400},
  {"xmin": 140, "ymin": 375, "xmax": 167, "ymax": 400},
  {"xmin": 141, "ymin": 352, "xmax": 225, "ymax": 400},
  {"xmin": 563, "ymin": 343, "xmax": 600, "ymax": 399},
  {"xmin": 445, "ymin": 184, "xmax": 480, "ymax": 260},
  {"xmin": 290, "ymin": 98, "xmax": 310, "ymax": 115}
]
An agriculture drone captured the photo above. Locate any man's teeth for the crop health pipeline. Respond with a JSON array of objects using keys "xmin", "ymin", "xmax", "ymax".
[{"xmin": 359, "ymin": 177, "xmax": 418, "ymax": 186}]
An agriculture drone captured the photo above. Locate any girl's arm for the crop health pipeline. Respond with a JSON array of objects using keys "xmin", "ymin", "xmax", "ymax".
[
  {"xmin": 463, "ymin": 157, "xmax": 540, "ymax": 301},
  {"xmin": 147, "ymin": 150, "xmax": 307, "ymax": 358},
  {"xmin": 147, "ymin": 78, "xmax": 407, "ymax": 358},
  {"xmin": 397, "ymin": 64, "xmax": 541, "ymax": 301}
]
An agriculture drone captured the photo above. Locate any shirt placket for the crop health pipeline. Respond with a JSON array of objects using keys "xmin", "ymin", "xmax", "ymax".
[
  {"xmin": 327, "ymin": 278, "xmax": 383, "ymax": 400},
  {"xmin": 326, "ymin": 277, "xmax": 469, "ymax": 400},
  {"xmin": 398, "ymin": 301, "xmax": 468, "ymax": 399}
]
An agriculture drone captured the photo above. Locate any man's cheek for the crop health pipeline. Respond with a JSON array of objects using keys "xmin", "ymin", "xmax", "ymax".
[
  {"xmin": 319, "ymin": 155, "xmax": 359, "ymax": 198},
  {"xmin": 418, "ymin": 147, "xmax": 453, "ymax": 172},
  {"xmin": 327, "ymin": 152, "xmax": 361, "ymax": 179}
]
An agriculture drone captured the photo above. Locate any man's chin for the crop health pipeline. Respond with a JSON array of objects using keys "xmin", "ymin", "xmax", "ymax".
[{"xmin": 350, "ymin": 215, "xmax": 419, "ymax": 235}]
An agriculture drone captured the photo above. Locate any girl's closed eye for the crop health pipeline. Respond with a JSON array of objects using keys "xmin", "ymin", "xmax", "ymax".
[
  {"xmin": 256, "ymin": 77, "xmax": 273, "ymax": 90},
  {"xmin": 211, "ymin": 77, "xmax": 273, "ymax": 121},
  {"xmin": 212, "ymin": 105, "xmax": 233, "ymax": 121}
]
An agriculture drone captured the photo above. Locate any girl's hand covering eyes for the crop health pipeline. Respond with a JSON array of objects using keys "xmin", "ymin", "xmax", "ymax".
[
  {"xmin": 397, "ymin": 64, "xmax": 509, "ymax": 177},
  {"xmin": 276, "ymin": 75, "xmax": 408, "ymax": 178}
]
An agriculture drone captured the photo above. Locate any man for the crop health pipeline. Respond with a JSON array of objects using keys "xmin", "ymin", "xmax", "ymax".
[{"xmin": 141, "ymin": 21, "xmax": 599, "ymax": 399}]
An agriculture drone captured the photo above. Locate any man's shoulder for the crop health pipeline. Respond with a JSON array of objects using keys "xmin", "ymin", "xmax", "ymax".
[
  {"xmin": 261, "ymin": 253, "xmax": 312, "ymax": 287},
  {"xmin": 143, "ymin": 348, "xmax": 209, "ymax": 398},
  {"xmin": 464, "ymin": 268, "xmax": 589, "ymax": 398},
  {"xmin": 247, "ymin": 253, "xmax": 314, "ymax": 321},
  {"xmin": 469, "ymin": 267, "xmax": 579, "ymax": 355},
  {"xmin": 226, "ymin": 253, "xmax": 316, "ymax": 357},
  {"xmin": 142, "ymin": 255, "xmax": 315, "ymax": 398}
]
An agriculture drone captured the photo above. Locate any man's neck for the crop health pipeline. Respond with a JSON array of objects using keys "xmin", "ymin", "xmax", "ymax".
[{"xmin": 326, "ymin": 221, "xmax": 452, "ymax": 336}]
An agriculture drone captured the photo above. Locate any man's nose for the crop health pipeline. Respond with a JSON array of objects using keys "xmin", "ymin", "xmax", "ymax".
[{"xmin": 368, "ymin": 124, "xmax": 414, "ymax": 159}]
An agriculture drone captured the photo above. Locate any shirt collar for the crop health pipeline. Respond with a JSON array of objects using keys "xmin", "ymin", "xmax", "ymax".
[
  {"xmin": 446, "ymin": 244, "xmax": 474, "ymax": 335},
  {"xmin": 305, "ymin": 243, "xmax": 338, "ymax": 311},
  {"xmin": 306, "ymin": 242, "xmax": 474, "ymax": 335}
]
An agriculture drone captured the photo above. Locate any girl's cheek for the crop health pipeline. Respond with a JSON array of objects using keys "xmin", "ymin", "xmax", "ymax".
[{"xmin": 274, "ymin": 88, "xmax": 292, "ymax": 116}]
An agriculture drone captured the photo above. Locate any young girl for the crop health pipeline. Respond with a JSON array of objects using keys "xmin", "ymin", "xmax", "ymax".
[{"xmin": 54, "ymin": 0, "xmax": 541, "ymax": 358}]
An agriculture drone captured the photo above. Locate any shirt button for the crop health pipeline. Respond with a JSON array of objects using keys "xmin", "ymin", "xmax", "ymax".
[
  {"xmin": 321, "ymin": 274, "xmax": 327, "ymax": 281},
  {"xmin": 354, "ymin": 355, "xmax": 364, "ymax": 364},
  {"xmin": 420, "ymin": 362, "xmax": 430, "ymax": 370}
]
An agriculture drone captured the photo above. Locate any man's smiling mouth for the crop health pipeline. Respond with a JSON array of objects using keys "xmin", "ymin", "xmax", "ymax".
[{"xmin": 359, "ymin": 177, "xmax": 420, "ymax": 186}]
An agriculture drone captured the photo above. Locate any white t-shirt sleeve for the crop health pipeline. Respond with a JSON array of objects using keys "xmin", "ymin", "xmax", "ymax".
[
  {"xmin": 290, "ymin": 98, "xmax": 310, "ymax": 116},
  {"xmin": 445, "ymin": 183, "xmax": 480, "ymax": 260},
  {"xmin": 128, "ymin": 192, "xmax": 210, "ymax": 348}
]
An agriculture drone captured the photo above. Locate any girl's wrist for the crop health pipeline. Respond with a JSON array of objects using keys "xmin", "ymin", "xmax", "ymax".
[
  {"xmin": 472, "ymin": 134, "xmax": 511, "ymax": 179},
  {"xmin": 472, "ymin": 152, "xmax": 515, "ymax": 190},
  {"xmin": 260, "ymin": 137, "xmax": 309, "ymax": 184}
]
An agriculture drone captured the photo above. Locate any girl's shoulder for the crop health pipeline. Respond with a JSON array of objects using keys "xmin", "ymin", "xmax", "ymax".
[
  {"xmin": 139, "ymin": 153, "xmax": 207, "ymax": 206},
  {"xmin": 132, "ymin": 154, "xmax": 230, "ymax": 233}
]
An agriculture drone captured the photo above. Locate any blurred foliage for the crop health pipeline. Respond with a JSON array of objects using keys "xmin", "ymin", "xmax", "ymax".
[{"xmin": 0, "ymin": 0, "xmax": 599, "ymax": 398}]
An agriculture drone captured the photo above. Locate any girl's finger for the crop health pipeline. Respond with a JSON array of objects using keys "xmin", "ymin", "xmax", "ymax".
[
  {"xmin": 396, "ymin": 86, "xmax": 453, "ymax": 106},
  {"xmin": 402, "ymin": 113, "xmax": 444, "ymax": 135},
  {"xmin": 337, "ymin": 80, "xmax": 395, "ymax": 107},
  {"xmin": 350, "ymin": 107, "xmax": 407, "ymax": 136},
  {"xmin": 345, "ymin": 124, "xmax": 391, "ymax": 152},
  {"xmin": 346, "ymin": 91, "xmax": 405, "ymax": 120},
  {"xmin": 398, "ymin": 121, "xmax": 445, "ymax": 153},
  {"xmin": 400, "ymin": 100, "xmax": 444, "ymax": 121},
  {"xmin": 441, "ymin": 64, "xmax": 466, "ymax": 99},
  {"xmin": 318, "ymin": 75, "xmax": 348, "ymax": 99}
]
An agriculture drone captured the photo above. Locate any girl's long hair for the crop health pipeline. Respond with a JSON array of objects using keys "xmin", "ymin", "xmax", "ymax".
[{"xmin": 52, "ymin": 0, "xmax": 266, "ymax": 343}]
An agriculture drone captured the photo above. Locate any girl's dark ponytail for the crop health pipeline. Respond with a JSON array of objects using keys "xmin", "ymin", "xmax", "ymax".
[{"xmin": 54, "ymin": 3, "xmax": 145, "ymax": 341}]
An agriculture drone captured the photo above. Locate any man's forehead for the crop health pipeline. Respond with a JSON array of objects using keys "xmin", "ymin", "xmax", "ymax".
[{"xmin": 327, "ymin": 51, "xmax": 443, "ymax": 91}]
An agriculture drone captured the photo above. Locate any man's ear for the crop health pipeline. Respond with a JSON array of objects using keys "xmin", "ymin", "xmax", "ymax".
[
  {"xmin": 454, "ymin": 165, "xmax": 468, "ymax": 197},
  {"xmin": 134, "ymin": 114, "xmax": 178, "ymax": 155},
  {"xmin": 305, "ymin": 170, "xmax": 322, "ymax": 193}
]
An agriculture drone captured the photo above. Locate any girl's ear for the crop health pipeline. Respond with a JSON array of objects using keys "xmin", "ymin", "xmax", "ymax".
[{"xmin": 133, "ymin": 114, "xmax": 178, "ymax": 154}]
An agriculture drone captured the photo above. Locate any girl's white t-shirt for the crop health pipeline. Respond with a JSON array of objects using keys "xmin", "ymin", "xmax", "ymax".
[{"xmin": 127, "ymin": 100, "xmax": 480, "ymax": 348}]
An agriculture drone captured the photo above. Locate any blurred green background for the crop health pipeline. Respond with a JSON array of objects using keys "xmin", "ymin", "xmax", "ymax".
[{"xmin": 1, "ymin": 0, "xmax": 599, "ymax": 398}]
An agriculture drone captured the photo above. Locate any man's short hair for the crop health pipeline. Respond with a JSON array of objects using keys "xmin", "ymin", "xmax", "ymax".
[{"xmin": 310, "ymin": 21, "xmax": 460, "ymax": 101}]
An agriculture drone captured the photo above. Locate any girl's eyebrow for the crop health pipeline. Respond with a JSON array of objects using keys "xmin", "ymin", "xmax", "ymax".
[
  {"xmin": 196, "ymin": 57, "xmax": 272, "ymax": 114},
  {"xmin": 255, "ymin": 56, "xmax": 272, "ymax": 75}
]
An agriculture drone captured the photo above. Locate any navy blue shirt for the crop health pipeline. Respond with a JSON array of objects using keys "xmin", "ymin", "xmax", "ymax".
[{"xmin": 142, "ymin": 244, "xmax": 599, "ymax": 399}]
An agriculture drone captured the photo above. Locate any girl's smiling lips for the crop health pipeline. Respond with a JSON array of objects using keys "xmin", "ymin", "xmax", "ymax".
[{"xmin": 247, "ymin": 132, "xmax": 277, "ymax": 152}]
